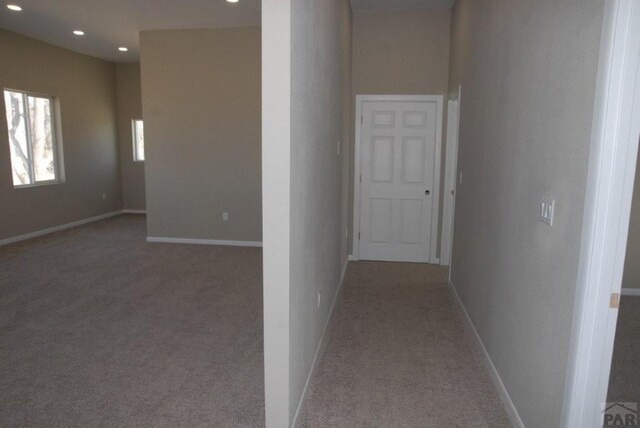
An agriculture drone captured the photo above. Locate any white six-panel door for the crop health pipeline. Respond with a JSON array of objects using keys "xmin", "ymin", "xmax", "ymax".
[{"xmin": 356, "ymin": 97, "xmax": 442, "ymax": 263}]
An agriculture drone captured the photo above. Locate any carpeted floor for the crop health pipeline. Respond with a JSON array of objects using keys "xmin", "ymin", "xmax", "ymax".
[
  {"xmin": 300, "ymin": 261, "xmax": 512, "ymax": 427},
  {"xmin": 1, "ymin": 216, "xmax": 514, "ymax": 427},
  {"xmin": 607, "ymin": 295, "xmax": 640, "ymax": 403},
  {"xmin": 0, "ymin": 215, "xmax": 264, "ymax": 427}
]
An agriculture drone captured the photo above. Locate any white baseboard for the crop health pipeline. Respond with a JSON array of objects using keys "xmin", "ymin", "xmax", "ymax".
[
  {"xmin": 122, "ymin": 209, "xmax": 146, "ymax": 214},
  {"xmin": 448, "ymin": 280, "xmax": 525, "ymax": 428},
  {"xmin": 0, "ymin": 210, "xmax": 123, "ymax": 247},
  {"xmin": 291, "ymin": 257, "xmax": 350, "ymax": 428},
  {"xmin": 621, "ymin": 288, "xmax": 640, "ymax": 296},
  {"xmin": 348, "ymin": 254, "xmax": 358, "ymax": 261},
  {"xmin": 146, "ymin": 236, "xmax": 262, "ymax": 247}
]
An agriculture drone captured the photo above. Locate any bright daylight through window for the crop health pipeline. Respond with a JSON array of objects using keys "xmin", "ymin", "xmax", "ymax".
[
  {"xmin": 3, "ymin": 89, "xmax": 61, "ymax": 187},
  {"xmin": 132, "ymin": 119, "xmax": 144, "ymax": 161}
]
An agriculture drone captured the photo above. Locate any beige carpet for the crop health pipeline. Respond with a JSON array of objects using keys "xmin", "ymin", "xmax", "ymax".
[
  {"xmin": 300, "ymin": 261, "xmax": 512, "ymax": 427},
  {"xmin": 0, "ymin": 215, "xmax": 264, "ymax": 427},
  {"xmin": 607, "ymin": 295, "xmax": 640, "ymax": 403}
]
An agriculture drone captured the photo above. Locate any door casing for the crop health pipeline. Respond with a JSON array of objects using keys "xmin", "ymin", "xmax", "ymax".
[{"xmin": 441, "ymin": 87, "xmax": 461, "ymax": 267}]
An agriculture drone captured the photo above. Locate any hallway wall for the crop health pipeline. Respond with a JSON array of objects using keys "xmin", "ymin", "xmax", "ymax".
[
  {"xmin": 352, "ymin": 9, "xmax": 450, "ymax": 95},
  {"xmin": 448, "ymin": 0, "xmax": 604, "ymax": 426},
  {"xmin": 262, "ymin": 0, "xmax": 352, "ymax": 425}
]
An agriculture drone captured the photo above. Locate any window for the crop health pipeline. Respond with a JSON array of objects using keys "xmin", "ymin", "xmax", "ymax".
[
  {"xmin": 3, "ymin": 89, "xmax": 62, "ymax": 187},
  {"xmin": 132, "ymin": 119, "xmax": 144, "ymax": 161}
]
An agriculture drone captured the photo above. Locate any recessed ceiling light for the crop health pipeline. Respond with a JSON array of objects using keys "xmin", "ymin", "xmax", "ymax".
[
  {"xmin": 73, "ymin": 30, "xmax": 85, "ymax": 36},
  {"xmin": 6, "ymin": 4, "xmax": 22, "ymax": 11},
  {"xmin": 226, "ymin": 0, "xmax": 239, "ymax": 3},
  {"xmin": 118, "ymin": 47, "xmax": 128, "ymax": 52}
]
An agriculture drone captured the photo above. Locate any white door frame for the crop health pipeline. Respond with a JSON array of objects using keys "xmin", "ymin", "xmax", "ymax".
[
  {"xmin": 440, "ymin": 86, "xmax": 462, "ymax": 267},
  {"xmin": 352, "ymin": 94, "xmax": 443, "ymax": 264},
  {"xmin": 561, "ymin": 1, "xmax": 640, "ymax": 427}
]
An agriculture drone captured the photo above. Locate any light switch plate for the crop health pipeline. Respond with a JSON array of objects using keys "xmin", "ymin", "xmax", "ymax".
[
  {"xmin": 540, "ymin": 198, "xmax": 555, "ymax": 226},
  {"xmin": 222, "ymin": 212, "xmax": 229, "ymax": 221}
]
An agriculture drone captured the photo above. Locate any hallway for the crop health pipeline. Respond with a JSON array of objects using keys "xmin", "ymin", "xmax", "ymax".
[{"xmin": 301, "ymin": 262, "xmax": 511, "ymax": 427}]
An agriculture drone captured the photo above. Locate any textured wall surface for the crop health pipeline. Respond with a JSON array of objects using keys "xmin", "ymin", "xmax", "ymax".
[
  {"xmin": 140, "ymin": 28, "xmax": 261, "ymax": 242},
  {"xmin": 448, "ymin": 0, "xmax": 604, "ymax": 426},
  {"xmin": 262, "ymin": 0, "xmax": 352, "ymax": 425},
  {"xmin": 289, "ymin": 0, "xmax": 352, "ymax": 423}
]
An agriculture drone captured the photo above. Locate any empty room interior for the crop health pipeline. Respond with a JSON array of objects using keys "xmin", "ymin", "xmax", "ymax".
[{"xmin": 1, "ymin": 0, "xmax": 639, "ymax": 427}]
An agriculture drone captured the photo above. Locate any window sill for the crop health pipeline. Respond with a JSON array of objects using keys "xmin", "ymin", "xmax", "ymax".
[{"xmin": 13, "ymin": 180, "xmax": 64, "ymax": 189}]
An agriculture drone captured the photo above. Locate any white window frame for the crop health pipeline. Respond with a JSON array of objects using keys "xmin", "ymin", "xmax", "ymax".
[
  {"xmin": 132, "ymin": 119, "xmax": 144, "ymax": 162},
  {"xmin": 3, "ymin": 88, "xmax": 65, "ymax": 188}
]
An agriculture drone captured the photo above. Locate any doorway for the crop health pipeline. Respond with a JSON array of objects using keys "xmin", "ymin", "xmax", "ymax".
[
  {"xmin": 606, "ymin": 142, "xmax": 640, "ymax": 407},
  {"xmin": 562, "ymin": 1, "xmax": 640, "ymax": 426},
  {"xmin": 352, "ymin": 95, "xmax": 443, "ymax": 263}
]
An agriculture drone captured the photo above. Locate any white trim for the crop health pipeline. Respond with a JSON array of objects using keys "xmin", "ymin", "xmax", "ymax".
[
  {"xmin": 262, "ymin": 0, "xmax": 292, "ymax": 425},
  {"xmin": 146, "ymin": 237, "xmax": 262, "ymax": 247},
  {"xmin": 353, "ymin": 94, "xmax": 444, "ymax": 264},
  {"xmin": 440, "ymin": 85, "xmax": 462, "ymax": 267},
  {"xmin": 621, "ymin": 288, "xmax": 640, "ymax": 297},
  {"xmin": 562, "ymin": 1, "xmax": 640, "ymax": 427},
  {"xmin": 0, "ymin": 210, "xmax": 122, "ymax": 246},
  {"xmin": 291, "ymin": 258, "xmax": 350, "ymax": 428},
  {"xmin": 122, "ymin": 209, "xmax": 146, "ymax": 214},
  {"xmin": 448, "ymin": 280, "xmax": 525, "ymax": 428}
]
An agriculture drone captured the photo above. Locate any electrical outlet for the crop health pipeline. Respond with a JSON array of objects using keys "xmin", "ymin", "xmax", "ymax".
[
  {"xmin": 317, "ymin": 291, "xmax": 321, "ymax": 309},
  {"xmin": 102, "ymin": 193, "xmax": 106, "ymax": 201},
  {"xmin": 222, "ymin": 212, "xmax": 229, "ymax": 221},
  {"xmin": 540, "ymin": 198, "xmax": 555, "ymax": 226}
]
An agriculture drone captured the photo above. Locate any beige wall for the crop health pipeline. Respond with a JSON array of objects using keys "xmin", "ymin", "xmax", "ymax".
[
  {"xmin": 623, "ymin": 144, "xmax": 640, "ymax": 289},
  {"xmin": 448, "ymin": 0, "xmax": 603, "ymax": 426},
  {"xmin": 0, "ymin": 30, "xmax": 121, "ymax": 240},
  {"xmin": 140, "ymin": 28, "xmax": 261, "ymax": 242},
  {"xmin": 352, "ymin": 9, "xmax": 451, "ymax": 96},
  {"xmin": 262, "ymin": 0, "xmax": 352, "ymax": 424},
  {"xmin": 350, "ymin": 9, "xmax": 451, "ymax": 254},
  {"xmin": 116, "ymin": 64, "xmax": 145, "ymax": 211},
  {"xmin": 289, "ymin": 0, "xmax": 352, "ymax": 423}
]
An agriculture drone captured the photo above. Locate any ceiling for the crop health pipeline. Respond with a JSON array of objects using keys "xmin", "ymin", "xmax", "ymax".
[
  {"xmin": 0, "ymin": 0, "xmax": 261, "ymax": 63},
  {"xmin": 0, "ymin": 0, "xmax": 453, "ymax": 63},
  {"xmin": 350, "ymin": 0, "xmax": 454, "ymax": 11}
]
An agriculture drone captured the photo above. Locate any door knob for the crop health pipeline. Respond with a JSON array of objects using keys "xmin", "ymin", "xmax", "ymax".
[{"xmin": 425, "ymin": 190, "xmax": 431, "ymax": 195}]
